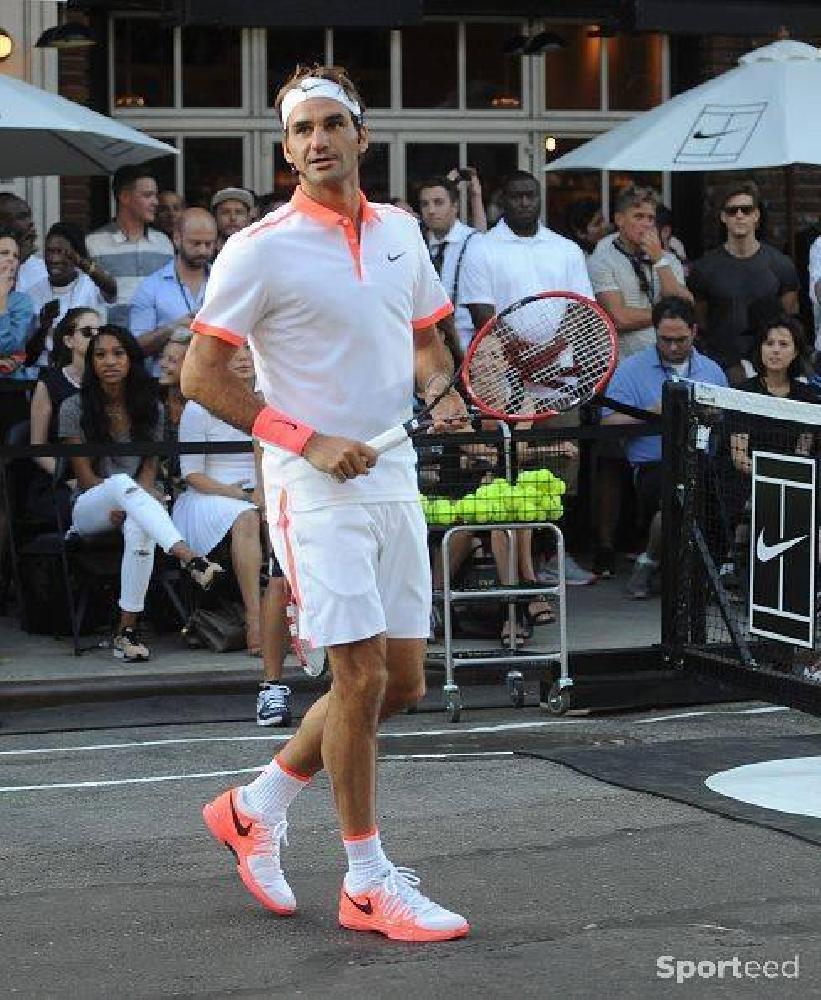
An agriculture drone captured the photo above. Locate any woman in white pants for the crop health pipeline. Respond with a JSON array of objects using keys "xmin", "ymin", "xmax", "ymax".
[
  {"xmin": 172, "ymin": 343, "xmax": 266, "ymax": 653},
  {"xmin": 59, "ymin": 324, "xmax": 222, "ymax": 661}
]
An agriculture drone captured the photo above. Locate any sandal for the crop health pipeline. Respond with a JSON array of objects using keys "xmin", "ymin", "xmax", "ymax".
[
  {"xmin": 501, "ymin": 616, "xmax": 529, "ymax": 648},
  {"xmin": 184, "ymin": 556, "xmax": 224, "ymax": 591},
  {"xmin": 526, "ymin": 599, "xmax": 556, "ymax": 626}
]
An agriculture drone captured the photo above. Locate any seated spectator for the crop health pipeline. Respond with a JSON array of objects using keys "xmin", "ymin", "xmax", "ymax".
[
  {"xmin": 565, "ymin": 198, "xmax": 608, "ymax": 256},
  {"xmin": 601, "ymin": 296, "xmax": 727, "ymax": 599},
  {"xmin": 27, "ymin": 307, "xmax": 101, "ymax": 523},
  {"xmin": 130, "ymin": 208, "xmax": 215, "ymax": 376},
  {"xmin": 156, "ymin": 190, "xmax": 184, "ymax": 241},
  {"xmin": 25, "ymin": 222, "xmax": 115, "ymax": 368},
  {"xmin": 0, "ymin": 192, "xmax": 47, "ymax": 293},
  {"xmin": 730, "ymin": 315, "xmax": 818, "ymax": 476},
  {"xmin": 157, "ymin": 326, "xmax": 192, "ymax": 493},
  {"xmin": 86, "ymin": 165, "xmax": 175, "ymax": 328},
  {"xmin": 0, "ymin": 229, "xmax": 33, "ymax": 381},
  {"xmin": 59, "ymin": 324, "xmax": 223, "ymax": 662},
  {"xmin": 172, "ymin": 343, "xmax": 265, "ymax": 654},
  {"xmin": 211, "ymin": 187, "xmax": 254, "ymax": 255}
]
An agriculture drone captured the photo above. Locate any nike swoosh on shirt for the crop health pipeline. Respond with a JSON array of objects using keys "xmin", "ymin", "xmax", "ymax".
[{"xmin": 756, "ymin": 530, "xmax": 808, "ymax": 563}]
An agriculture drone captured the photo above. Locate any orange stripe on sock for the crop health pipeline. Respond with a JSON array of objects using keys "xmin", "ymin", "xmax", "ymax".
[
  {"xmin": 342, "ymin": 827, "xmax": 379, "ymax": 843},
  {"xmin": 274, "ymin": 756, "xmax": 311, "ymax": 783}
]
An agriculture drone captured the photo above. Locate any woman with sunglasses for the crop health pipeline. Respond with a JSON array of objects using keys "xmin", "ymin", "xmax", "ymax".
[
  {"xmin": 58, "ymin": 324, "xmax": 223, "ymax": 662},
  {"xmin": 27, "ymin": 308, "xmax": 100, "ymax": 524}
]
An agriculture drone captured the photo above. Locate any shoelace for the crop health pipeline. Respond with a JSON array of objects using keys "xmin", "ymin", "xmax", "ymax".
[
  {"xmin": 251, "ymin": 816, "xmax": 289, "ymax": 855},
  {"xmin": 260, "ymin": 685, "xmax": 290, "ymax": 709},
  {"xmin": 379, "ymin": 866, "xmax": 438, "ymax": 920}
]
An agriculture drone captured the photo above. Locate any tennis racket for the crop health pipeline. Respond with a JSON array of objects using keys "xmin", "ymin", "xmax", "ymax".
[{"xmin": 366, "ymin": 291, "xmax": 617, "ymax": 455}]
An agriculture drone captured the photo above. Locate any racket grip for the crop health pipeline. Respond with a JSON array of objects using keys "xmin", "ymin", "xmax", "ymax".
[{"xmin": 365, "ymin": 423, "xmax": 413, "ymax": 455}]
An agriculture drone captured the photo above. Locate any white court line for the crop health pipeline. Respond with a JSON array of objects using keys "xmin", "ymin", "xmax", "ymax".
[
  {"xmin": 0, "ymin": 718, "xmax": 592, "ymax": 758},
  {"xmin": 0, "ymin": 752, "xmax": 513, "ymax": 793},
  {"xmin": 635, "ymin": 706, "xmax": 790, "ymax": 724}
]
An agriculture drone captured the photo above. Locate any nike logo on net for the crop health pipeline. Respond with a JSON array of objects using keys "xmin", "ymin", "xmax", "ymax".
[
  {"xmin": 230, "ymin": 793, "xmax": 252, "ymax": 837},
  {"xmin": 756, "ymin": 530, "xmax": 808, "ymax": 563},
  {"xmin": 344, "ymin": 892, "xmax": 373, "ymax": 914},
  {"xmin": 387, "ymin": 252, "xmax": 406, "ymax": 262}
]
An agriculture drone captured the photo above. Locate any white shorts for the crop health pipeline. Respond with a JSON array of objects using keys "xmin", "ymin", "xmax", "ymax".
[{"xmin": 269, "ymin": 498, "xmax": 431, "ymax": 648}]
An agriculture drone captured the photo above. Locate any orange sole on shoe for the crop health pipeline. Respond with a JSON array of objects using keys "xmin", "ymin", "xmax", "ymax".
[
  {"xmin": 202, "ymin": 795, "xmax": 296, "ymax": 916},
  {"xmin": 339, "ymin": 910, "xmax": 470, "ymax": 942},
  {"xmin": 338, "ymin": 891, "xmax": 469, "ymax": 942}
]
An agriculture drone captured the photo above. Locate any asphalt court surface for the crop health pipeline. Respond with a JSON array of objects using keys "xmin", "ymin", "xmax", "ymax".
[{"xmin": 1, "ymin": 702, "xmax": 820, "ymax": 999}]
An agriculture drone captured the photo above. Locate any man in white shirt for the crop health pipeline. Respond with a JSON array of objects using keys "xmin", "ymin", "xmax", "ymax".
[
  {"xmin": 181, "ymin": 64, "xmax": 470, "ymax": 943},
  {"xmin": 418, "ymin": 175, "xmax": 480, "ymax": 353},
  {"xmin": 460, "ymin": 170, "xmax": 596, "ymax": 589}
]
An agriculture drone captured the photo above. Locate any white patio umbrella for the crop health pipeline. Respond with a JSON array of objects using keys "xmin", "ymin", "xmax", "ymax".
[
  {"xmin": 546, "ymin": 39, "xmax": 821, "ymax": 174},
  {"xmin": 0, "ymin": 73, "xmax": 176, "ymax": 176}
]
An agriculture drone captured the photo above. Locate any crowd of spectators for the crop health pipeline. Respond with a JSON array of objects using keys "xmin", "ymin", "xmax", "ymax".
[{"xmin": 2, "ymin": 161, "xmax": 820, "ymax": 701}]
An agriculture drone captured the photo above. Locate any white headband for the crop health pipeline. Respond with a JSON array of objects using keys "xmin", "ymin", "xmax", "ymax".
[{"xmin": 279, "ymin": 78, "xmax": 362, "ymax": 129}]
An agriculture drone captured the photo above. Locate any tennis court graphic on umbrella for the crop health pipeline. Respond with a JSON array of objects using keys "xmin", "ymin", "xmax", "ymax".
[
  {"xmin": 750, "ymin": 452, "xmax": 816, "ymax": 648},
  {"xmin": 674, "ymin": 102, "xmax": 767, "ymax": 164}
]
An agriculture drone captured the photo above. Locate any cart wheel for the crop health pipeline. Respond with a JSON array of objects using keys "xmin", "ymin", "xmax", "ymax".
[
  {"xmin": 546, "ymin": 682, "xmax": 570, "ymax": 716},
  {"xmin": 507, "ymin": 672, "xmax": 525, "ymax": 708},
  {"xmin": 445, "ymin": 689, "xmax": 461, "ymax": 723}
]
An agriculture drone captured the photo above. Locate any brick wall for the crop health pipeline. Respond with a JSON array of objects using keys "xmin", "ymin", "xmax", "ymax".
[{"xmin": 57, "ymin": 10, "xmax": 110, "ymax": 234}]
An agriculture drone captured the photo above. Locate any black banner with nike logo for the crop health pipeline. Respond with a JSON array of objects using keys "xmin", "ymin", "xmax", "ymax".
[{"xmin": 750, "ymin": 452, "xmax": 816, "ymax": 648}]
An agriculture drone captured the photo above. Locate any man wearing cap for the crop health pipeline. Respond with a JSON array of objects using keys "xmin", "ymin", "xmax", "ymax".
[
  {"xmin": 182, "ymin": 64, "xmax": 470, "ymax": 943},
  {"xmin": 211, "ymin": 187, "xmax": 255, "ymax": 256}
]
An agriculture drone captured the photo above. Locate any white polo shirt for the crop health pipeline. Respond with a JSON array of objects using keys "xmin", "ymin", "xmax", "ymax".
[
  {"xmin": 458, "ymin": 218, "xmax": 593, "ymax": 314},
  {"xmin": 192, "ymin": 187, "xmax": 452, "ymax": 512},
  {"xmin": 428, "ymin": 218, "xmax": 478, "ymax": 352}
]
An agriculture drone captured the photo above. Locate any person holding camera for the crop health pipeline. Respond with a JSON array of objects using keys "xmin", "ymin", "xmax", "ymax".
[{"xmin": 418, "ymin": 171, "xmax": 485, "ymax": 353}]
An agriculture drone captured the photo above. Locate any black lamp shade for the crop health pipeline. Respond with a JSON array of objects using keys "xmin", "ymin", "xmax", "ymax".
[{"xmin": 35, "ymin": 23, "xmax": 95, "ymax": 50}]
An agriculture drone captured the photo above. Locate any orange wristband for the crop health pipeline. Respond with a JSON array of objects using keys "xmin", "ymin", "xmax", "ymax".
[{"xmin": 252, "ymin": 405, "xmax": 315, "ymax": 456}]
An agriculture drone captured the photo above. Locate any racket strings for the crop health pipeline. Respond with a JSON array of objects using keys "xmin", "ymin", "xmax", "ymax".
[{"xmin": 466, "ymin": 296, "xmax": 614, "ymax": 418}]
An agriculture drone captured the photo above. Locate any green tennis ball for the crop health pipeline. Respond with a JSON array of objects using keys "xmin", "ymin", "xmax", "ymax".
[
  {"xmin": 431, "ymin": 499, "xmax": 456, "ymax": 525},
  {"xmin": 459, "ymin": 495, "xmax": 477, "ymax": 521},
  {"xmin": 517, "ymin": 470, "xmax": 538, "ymax": 485},
  {"xmin": 534, "ymin": 469, "xmax": 552, "ymax": 485},
  {"xmin": 474, "ymin": 497, "xmax": 493, "ymax": 522}
]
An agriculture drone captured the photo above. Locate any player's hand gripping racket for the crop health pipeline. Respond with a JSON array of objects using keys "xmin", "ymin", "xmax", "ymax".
[{"xmin": 366, "ymin": 291, "xmax": 617, "ymax": 454}]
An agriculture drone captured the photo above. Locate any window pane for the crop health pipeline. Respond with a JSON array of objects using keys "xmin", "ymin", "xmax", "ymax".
[
  {"xmin": 406, "ymin": 143, "xmax": 459, "ymax": 203},
  {"xmin": 184, "ymin": 137, "xmax": 244, "ymax": 208},
  {"xmin": 465, "ymin": 23, "xmax": 523, "ymax": 110},
  {"xmin": 607, "ymin": 34, "xmax": 663, "ymax": 111},
  {"xmin": 182, "ymin": 26, "xmax": 242, "ymax": 108},
  {"xmin": 402, "ymin": 24, "xmax": 457, "ymax": 109},
  {"xmin": 333, "ymin": 28, "xmax": 391, "ymax": 109},
  {"xmin": 114, "ymin": 18, "xmax": 173, "ymax": 108},
  {"xmin": 148, "ymin": 137, "xmax": 177, "ymax": 194},
  {"xmin": 466, "ymin": 143, "xmax": 518, "ymax": 221},
  {"xmin": 544, "ymin": 26, "xmax": 601, "ymax": 110},
  {"xmin": 266, "ymin": 29, "xmax": 326, "ymax": 107},
  {"xmin": 361, "ymin": 143, "xmax": 391, "ymax": 204},
  {"xmin": 545, "ymin": 138, "xmax": 603, "ymax": 235}
]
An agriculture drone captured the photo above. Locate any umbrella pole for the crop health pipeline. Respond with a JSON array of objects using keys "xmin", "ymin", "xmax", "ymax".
[{"xmin": 784, "ymin": 164, "xmax": 796, "ymax": 261}]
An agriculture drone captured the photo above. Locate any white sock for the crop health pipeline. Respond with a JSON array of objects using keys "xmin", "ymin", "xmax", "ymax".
[
  {"xmin": 343, "ymin": 829, "xmax": 391, "ymax": 893},
  {"xmin": 240, "ymin": 756, "xmax": 309, "ymax": 819}
]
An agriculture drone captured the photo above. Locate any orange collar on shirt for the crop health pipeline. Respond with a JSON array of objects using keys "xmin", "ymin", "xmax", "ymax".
[{"xmin": 290, "ymin": 187, "xmax": 379, "ymax": 228}]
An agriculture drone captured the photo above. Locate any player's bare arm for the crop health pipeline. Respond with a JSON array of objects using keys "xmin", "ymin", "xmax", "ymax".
[{"xmin": 414, "ymin": 322, "xmax": 469, "ymax": 432}]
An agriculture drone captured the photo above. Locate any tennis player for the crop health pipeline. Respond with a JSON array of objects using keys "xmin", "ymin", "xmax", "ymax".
[{"xmin": 181, "ymin": 64, "xmax": 470, "ymax": 943}]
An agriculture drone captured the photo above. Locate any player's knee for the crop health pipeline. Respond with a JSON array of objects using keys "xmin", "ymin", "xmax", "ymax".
[
  {"xmin": 383, "ymin": 673, "xmax": 425, "ymax": 714},
  {"xmin": 332, "ymin": 651, "xmax": 387, "ymax": 708},
  {"xmin": 234, "ymin": 509, "xmax": 260, "ymax": 534}
]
